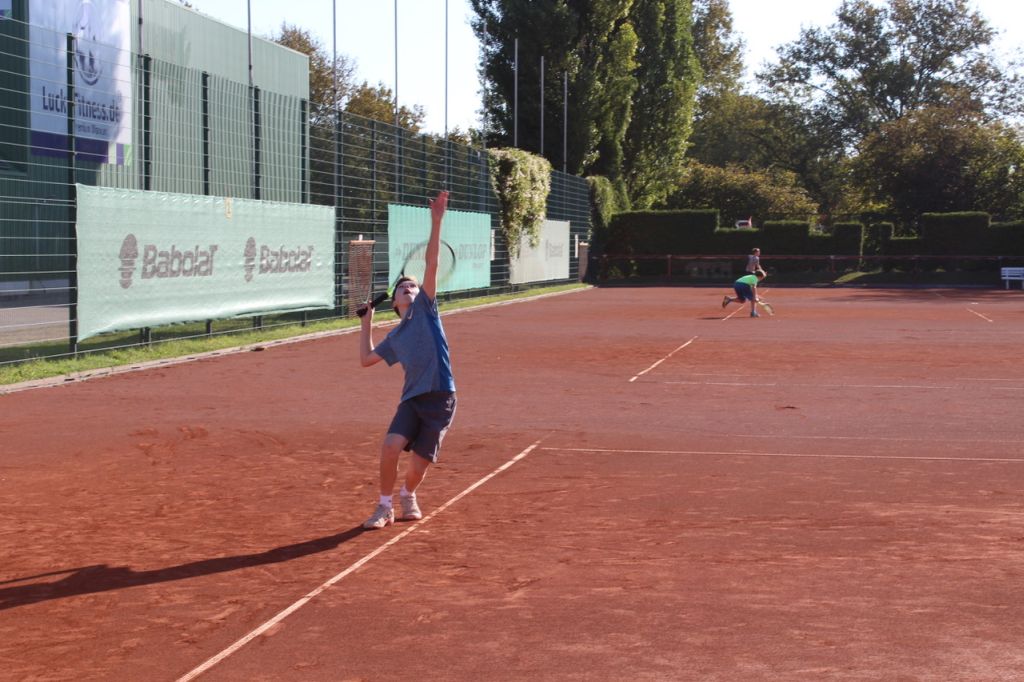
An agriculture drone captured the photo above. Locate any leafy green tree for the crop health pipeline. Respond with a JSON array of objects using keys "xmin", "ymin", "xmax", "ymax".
[
  {"xmin": 345, "ymin": 83, "xmax": 426, "ymax": 132},
  {"xmin": 469, "ymin": 0, "xmax": 636, "ymax": 178},
  {"xmin": 271, "ymin": 24, "xmax": 358, "ymax": 204},
  {"xmin": 691, "ymin": 0, "xmax": 743, "ymax": 100},
  {"xmin": 759, "ymin": 0, "xmax": 1021, "ymax": 150},
  {"xmin": 664, "ymin": 162, "xmax": 818, "ymax": 222},
  {"xmin": 853, "ymin": 105, "xmax": 1024, "ymax": 221},
  {"xmin": 622, "ymin": 0, "xmax": 701, "ymax": 208}
]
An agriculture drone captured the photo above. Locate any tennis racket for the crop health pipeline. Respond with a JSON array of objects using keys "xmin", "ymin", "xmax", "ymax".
[
  {"xmin": 356, "ymin": 241, "xmax": 457, "ymax": 317},
  {"xmin": 356, "ymin": 292, "xmax": 389, "ymax": 317},
  {"xmin": 758, "ymin": 300, "xmax": 775, "ymax": 316}
]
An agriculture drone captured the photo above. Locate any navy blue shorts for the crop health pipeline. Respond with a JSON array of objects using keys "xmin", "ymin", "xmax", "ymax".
[
  {"xmin": 387, "ymin": 391, "xmax": 457, "ymax": 463},
  {"xmin": 733, "ymin": 282, "xmax": 754, "ymax": 302}
]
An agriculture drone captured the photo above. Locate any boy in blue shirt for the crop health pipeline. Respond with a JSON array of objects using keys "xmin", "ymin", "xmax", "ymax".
[{"xmin": 357, "ymin": 191, "xmax": 457, "ymax": 529}]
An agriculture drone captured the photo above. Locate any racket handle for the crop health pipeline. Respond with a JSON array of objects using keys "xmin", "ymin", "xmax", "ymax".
[{"xmin": 356, "ymin": 292, "xmax": 389, "ymax": 317}]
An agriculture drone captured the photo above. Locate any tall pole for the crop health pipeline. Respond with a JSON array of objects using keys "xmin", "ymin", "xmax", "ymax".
[
  {"xmin": 444, "ymin": 0, "xmax": 449, "ymax": 191},
  {"xmin": 394, "ymin": 0, "xmax": 399, "ymax": 129},
  {"xmin": 444, "ymin": 0, "xmax": 449, "ymax": 138},
  {"xmin": 332, "ymin": 0, "xmax": 338, "ymax": 104},
  {"xmin": 513, "ymin": 38, "xmax": 518, "ymax": 148},
  {"xmin": 539, "ymin": 56, "xmax": 544, "ymax": 157},
  {"xmin": 246, "ymin": 0, "xmax": 253, "ymax": 87},
  {"xmin": 563, "ymin": 71, "xmax": 568, "ymax": 173}
]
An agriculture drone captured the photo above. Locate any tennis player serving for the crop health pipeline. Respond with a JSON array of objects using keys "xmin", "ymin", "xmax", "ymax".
[{"xmin": 357, "ymin": 190, "xmax": 457, "ymax": 529}]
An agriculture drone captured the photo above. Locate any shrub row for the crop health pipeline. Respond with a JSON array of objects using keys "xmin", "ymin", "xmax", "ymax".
[{"xmin": 604, "ymin": 210, "xmax": 1024, "ymax": 256}]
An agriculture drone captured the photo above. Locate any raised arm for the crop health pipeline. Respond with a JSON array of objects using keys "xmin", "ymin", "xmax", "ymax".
[
  {"xmin": 359, "ymin": 308, "xmax": 383, "ymax": 367},
  {"xmin": 421, "ymin": 190, "xmax": 449, "ymax": 300}
]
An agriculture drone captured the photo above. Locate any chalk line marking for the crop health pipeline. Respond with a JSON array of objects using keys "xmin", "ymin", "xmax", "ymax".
[
  {"xmin": 654, "ymin": 379, "xmax": 956, "ymax": 390},
  {"xmin": 175, "ymin": 439, "xmax": 545, "ymax": 682},
  {"xmin": 727, "ymin": 433, "xmax": 1024, "ymax": 445},
  {"xmin": 629, "ymin": 336, "xmax": 697, "ymax": 383},
  {"xmin": 542, "ymin": 446, "xmax": 1024, "ymax": 464},
  {"xmin": 967, "ymin": 308, "xmax": 994, "ymax": 322}
]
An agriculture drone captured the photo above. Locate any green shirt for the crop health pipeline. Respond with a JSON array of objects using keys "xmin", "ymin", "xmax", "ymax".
[{"xmin": 736, "ymin": 274, "xmax": 759, "ymax": 286}]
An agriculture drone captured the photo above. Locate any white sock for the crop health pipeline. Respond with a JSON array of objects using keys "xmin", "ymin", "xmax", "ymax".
[
  {"xmin": 379, "ymin": 495, "xmax": 393, "ymax": 507},
  {"xmin": 399, "ymin": 485, "xmax": 415, "ymax": 498}
]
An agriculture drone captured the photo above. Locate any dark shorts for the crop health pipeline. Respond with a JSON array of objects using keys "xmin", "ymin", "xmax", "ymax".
[
  {"xmin": 734, "ymin": 282, "xmax": 754, "ymax": 302},
  {"xmin": 387, "ymin": 391, "xmax": 457, "ymax": 463}
]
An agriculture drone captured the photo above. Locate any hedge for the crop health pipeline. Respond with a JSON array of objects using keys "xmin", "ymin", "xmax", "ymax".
[
  {"xmin": 601, "ymin": 210, "xmax": 1023, "ymax": 257},
  {"xmin": 606, "ymin": 210, "xmax": 719, "ymax": 253}
]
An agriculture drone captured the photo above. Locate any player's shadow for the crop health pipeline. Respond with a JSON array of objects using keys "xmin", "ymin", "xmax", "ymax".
[{"xmin": 0, "ymin": 525, "xmax": 365, "ymax": 611}]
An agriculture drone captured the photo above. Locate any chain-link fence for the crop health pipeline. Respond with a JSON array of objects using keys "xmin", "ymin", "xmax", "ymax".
[{"xmin": 0, "ymin": 13, "xmax": 591, "ymax": 367}]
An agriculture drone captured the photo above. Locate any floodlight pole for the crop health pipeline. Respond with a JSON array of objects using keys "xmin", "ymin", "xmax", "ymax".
[
  {"xmin": 563, "ymin": 71, "xmax": 567, "ymax": 173},
  {"xmin": 513, "ymin": 38, "xmax": 518, "ymax": 148},
  {"xmin": 394, "ymin": 0, "xmax": 399, "ymax": 129}
]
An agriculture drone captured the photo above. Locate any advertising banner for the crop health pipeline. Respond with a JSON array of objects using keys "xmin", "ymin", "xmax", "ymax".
[
  {"xmin": 509, "ymin": 219, "xmax": 570, "ymax": 284},
  {"xmin": 76, "ymin": 185, "xmax": 335, "ymax": 341},
  {"xmin": 387, "ymin": 204, "xmax": 491, "ymax": 293},
  {"xmin": 30, "ymin": 0, "xmax": 133, "ymax": 164}
]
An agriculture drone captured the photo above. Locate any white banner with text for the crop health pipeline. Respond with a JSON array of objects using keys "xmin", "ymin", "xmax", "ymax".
[{"xmin": 76, "ymin": 186, "xmax": 335, "ymax": 341}]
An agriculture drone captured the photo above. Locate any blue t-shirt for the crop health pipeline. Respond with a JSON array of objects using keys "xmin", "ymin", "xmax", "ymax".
[{"xmin": 373, "ymin": 293, "xmax": 455, "ymax": 402}]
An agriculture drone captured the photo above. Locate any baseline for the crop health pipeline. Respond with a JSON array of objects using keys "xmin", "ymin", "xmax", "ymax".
[{"xmin": 542, "ymin": 446, "xmax": 1024, "ymax": 464}]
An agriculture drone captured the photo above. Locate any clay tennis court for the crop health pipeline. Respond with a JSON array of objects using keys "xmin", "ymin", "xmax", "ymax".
[{"xmin": 3, "ymin": 286, "xmax": 1024, "ymax": 680}]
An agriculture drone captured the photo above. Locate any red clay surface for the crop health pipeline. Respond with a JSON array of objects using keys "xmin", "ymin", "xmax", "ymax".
[{"xmin": 2, "ymin": 286, "xmax": 1024, "ymax": 681}]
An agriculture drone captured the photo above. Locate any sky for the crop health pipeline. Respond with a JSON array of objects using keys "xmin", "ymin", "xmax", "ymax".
[{"xmin": 186, "ymin": 0, "xmax": 1023, "ymax": 135}]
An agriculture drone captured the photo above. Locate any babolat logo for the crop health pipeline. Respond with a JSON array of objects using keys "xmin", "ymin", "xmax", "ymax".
[
  {"xmin": 118, "ymin": 234, "xmax": 139, "ymax": 289},
  {"xmin": 246, "ymin": 241, "xmax": 315, "ymax": 278},
  {"xmin": 243, "ymin": 237, "xmax": 257, "ymax": 282},
  {"xmin": 137, "ymin": 242, "xmax": 218, "ymax": 280}
]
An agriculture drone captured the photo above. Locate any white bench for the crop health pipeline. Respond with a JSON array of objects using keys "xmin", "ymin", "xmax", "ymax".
[{"xmin": 1002, "ymin": 267, "xmax": 1024, "ymax": 289}]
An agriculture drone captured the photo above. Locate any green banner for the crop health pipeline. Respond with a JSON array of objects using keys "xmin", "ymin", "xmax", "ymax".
[
  {"xmin": 388, "ymin": 204, "xmax": 491, "ymax": 292},
  {"xmin": 76, "ymin": 185, "xmax": 334, "ymax": 341}
]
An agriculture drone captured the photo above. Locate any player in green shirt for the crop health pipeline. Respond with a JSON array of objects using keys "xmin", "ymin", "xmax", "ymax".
[{"xmin": 722, "ymin": 269, "xmax": 767, "ymax": 317}]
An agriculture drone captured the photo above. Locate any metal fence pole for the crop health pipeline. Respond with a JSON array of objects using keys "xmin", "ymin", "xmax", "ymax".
[
  {"xmin": 142, "ymin": 54, "xmax": 152, "ymax": 190},
  {"xmin": 252, "ymin": 86, "xmax": 262, "ymax": 200},
  {"xmin": 201, "ymin": 72, "xmax": 210, "ymax": 196},
  {"xmin": 66, "ymin": 34, "xmax": 78, "ymax": 355}
]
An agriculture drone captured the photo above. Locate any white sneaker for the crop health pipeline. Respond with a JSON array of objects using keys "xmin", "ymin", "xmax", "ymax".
[
  {"xmin": 750, "ymin": 310, "xmax": 760, "ymax": 318},
  {"xmin": 399, "ymin": 494, "xmax": 423, "ymax": 521},
  {"xmin": 363, "ymin": 503, "xmax": 394, "ymax": 530}
]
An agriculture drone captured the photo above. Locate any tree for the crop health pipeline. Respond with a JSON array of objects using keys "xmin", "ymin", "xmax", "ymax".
[
  {"xmin": 853, "ymin": 105, "xmax": 1024, "ymax": 221},
  {"xmin": 345, "ymin": 83, "xmax": 426, "ymax": 132},
  {"xmin": 271, "ymin": 24, "xmax": 356, "ymax": 124},
  {"xmin": 664, "ymin": 162, "xmax": 818, "ymax": 221},
  {"xmin": 759, "ymin": 0, "xmax": 1021, "ymax": 150},
  {"xmin": 470, "ymin": 0, "xmax": 636, "ymax": 178},
  {"xmin": 272, "ymin": 24, "xmax": 359, "ymax": 204},
  {"xmin": 691, "ymin": 0, "xmax": 744, "ymax": 100},
  {"xmin": 271, "ymin": 25, "xmax": 426, "ymax": 204},
  {"xmin": 622, "ymin": 0, "xmax": 701, "ymax": 208}
]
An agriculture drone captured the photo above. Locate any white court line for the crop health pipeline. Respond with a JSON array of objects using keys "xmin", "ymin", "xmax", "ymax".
[
  {"xmin": 543, "ymin": 446, "xmax": 1024, "ymax": 464},
  {"xmin": 629, "ymin": 336, "xmax": 697, "ymax": 383},
  {"xmin": 655, "ymin": 380, "xmax": 955, "ymax": 390},
  {"xmin": 967, "ymin": 308, "xmax": 994, "ymax": 322},
  {"xmin": 729, "ymin": 433, "xmax": 1024, "ymax": 445},
  {"xmin": 175, "ymin": 439, "xmax": 545, "ymax": 682}
]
